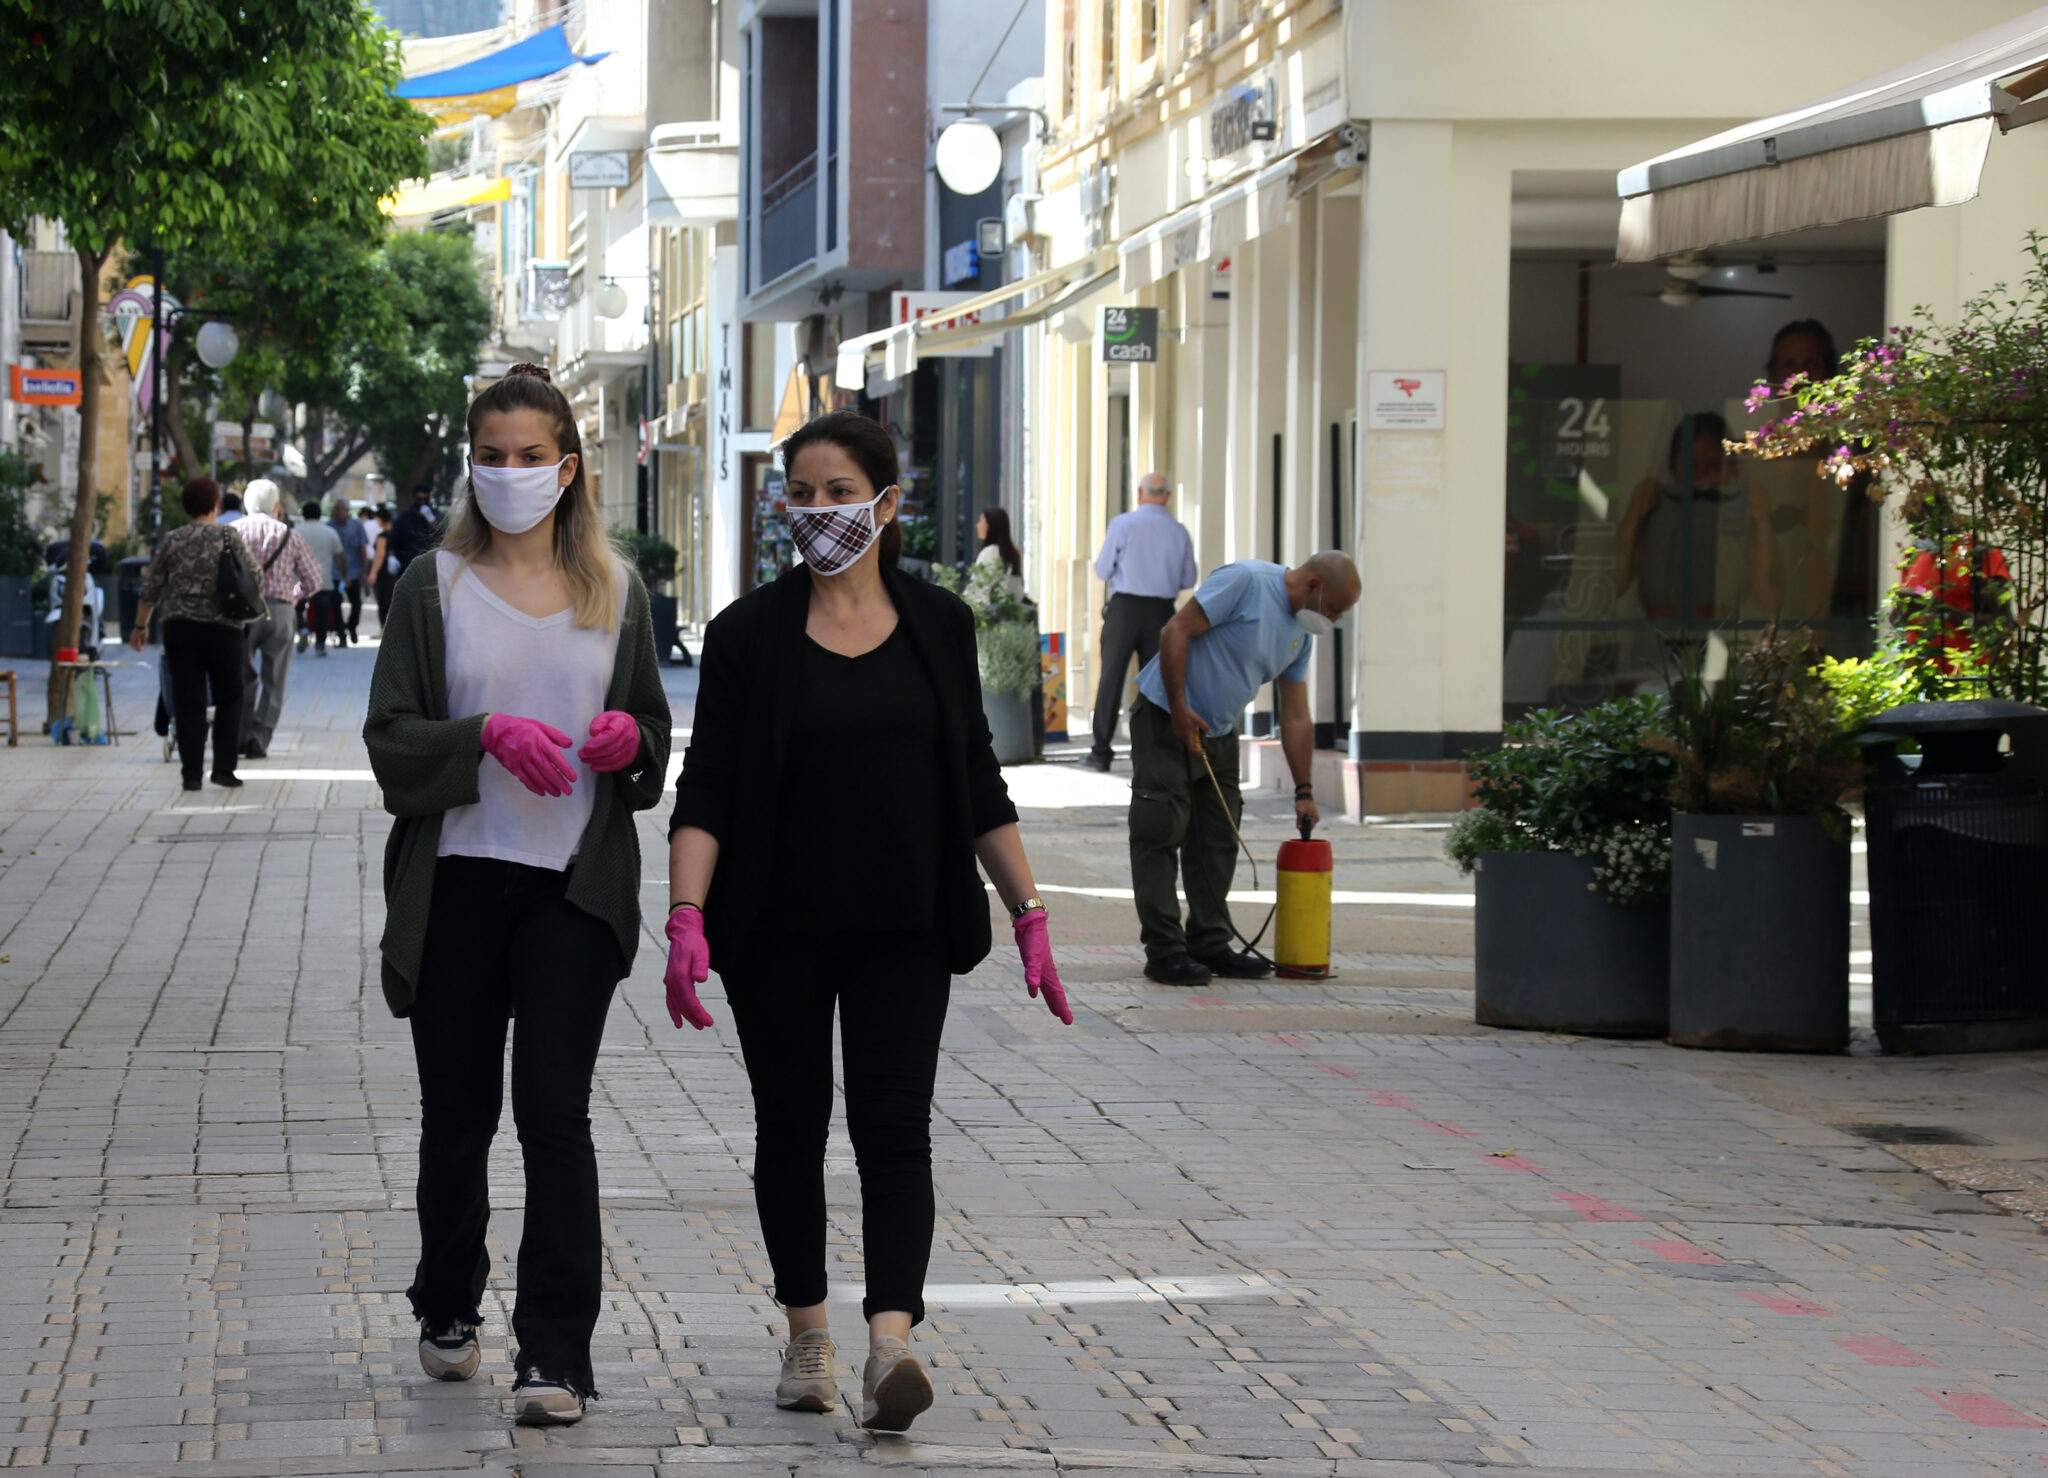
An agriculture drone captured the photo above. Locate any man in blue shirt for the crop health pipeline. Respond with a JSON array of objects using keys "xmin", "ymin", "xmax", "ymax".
[
  {"xmin": 1128, "ymin": 551, "xmax": 1359, "ymax": 986},
  {"xmin": 1086, "ymin": 473, "xmax": 1199, "ymax": 771}
]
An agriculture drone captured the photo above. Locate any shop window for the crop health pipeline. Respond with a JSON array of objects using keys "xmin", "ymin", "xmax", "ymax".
[
  {"xmin": 1502, "ymin": 254, "xmax": 1884, "ymax": 716},
  {"xmin": 1097, "ymin": 0, "xmax": 1117, "ymax": 97},
  {"xmin": 1139, "ymin": 0, "xmax": 1157, "ymax": 60}
]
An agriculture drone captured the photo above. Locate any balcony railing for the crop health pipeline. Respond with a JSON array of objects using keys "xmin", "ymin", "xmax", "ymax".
[
  {"xmin": 20, "ymin": 251, "xmax": 74, "ymax": 322},
  {"xmin": 759, "ymin": 152, "xmax": 819, "ymax": 285}
]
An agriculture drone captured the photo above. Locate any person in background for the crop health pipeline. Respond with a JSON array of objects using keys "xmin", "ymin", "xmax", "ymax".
[
  {"xmin": 390, "ymin": 484, "xmax": 440, "ymax": 576},
  {"xmin": 332, "ymin": 497, "xmax": 370, "ymax": 645},
  {"xmin": 974, "ymin": 506, "xmax": 1024, "ymax": 598},
  {"xmin": 233, "ymin": 480, "xmax": 325, "ymax": 759},
  {"xmin": 363, "ymin": 364, "xmax": 672, "ymax": 1428},
  {"xmin": 130, "ymin": 477, "xmax": 262, "ymax": 790},
  {"xmin": 372, "ymin": 505, "xmax": 398, "ymax": 630},
  {"xmin": 217, "ymin": 489, "xmax": 246, "ymax": 525},
  {"xmin": 1127, "ymin": 551, "xmax": 1359, "ymax": 987},
  {"xmin": 294, "ymin": 499, "xmax": 346, "ymax": 658},
  {"xmin": 1615, "ymin": 413, "xmax": 1777, "ymax": 621},
  {"xmin": 1087, "ymin": 473, "xmax": 1198, "ymax": 772},
  {"xmin": 666, "ymin": 410, "xmax": 1071, "ymax": 1433}
]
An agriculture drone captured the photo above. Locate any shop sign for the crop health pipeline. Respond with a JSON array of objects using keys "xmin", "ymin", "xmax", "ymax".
[
  {"xmin": 212, "ymin": 421, "xmax": 276, "ymax": 463},
  {"xmin": 893, "ymin": 291, "xmax": 997, "ymax": 358},
  {"xmin": 1366, "ymin": 372, "xmax": 1446, "ymax": 430},
  {"xmin": 568, "ymin": 151, "xmax": 631, "ymax": 189},
  {"xmin": 1101, "ymin": 306, "xmax": 1159, "ymax": 363},
  {"xmin": 7, "ymin": 366, "xmax": 81, "ymax": 406},
  {"xmin": 1210, "ymin": 80, "xmax": 1279, "ymax": 159},
  {"xmin": 942, "ymin": 239, "xmax": 979, "ymax": 287}
]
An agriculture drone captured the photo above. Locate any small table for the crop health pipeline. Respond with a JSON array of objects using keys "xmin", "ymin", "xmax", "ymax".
[{"xmin": 54, "ymin": 660, "xmax": 121, "ymax": 746}]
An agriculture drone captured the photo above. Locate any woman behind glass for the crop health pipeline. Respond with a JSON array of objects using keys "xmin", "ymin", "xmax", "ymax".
[{"xmin": 665, "ymin": 411, "xmax": 1072, "ymax": 1431}]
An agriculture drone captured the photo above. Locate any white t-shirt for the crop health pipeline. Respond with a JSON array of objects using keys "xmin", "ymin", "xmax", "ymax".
[{"xmin": 436, "ymin": 551, "xmax": 625, "ymax": 870}]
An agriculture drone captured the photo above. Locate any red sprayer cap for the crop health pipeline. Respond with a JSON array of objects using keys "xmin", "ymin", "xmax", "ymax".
[{"xmin": 1276, "ymin": 838, "xmax": 1332, "ymax": 873}]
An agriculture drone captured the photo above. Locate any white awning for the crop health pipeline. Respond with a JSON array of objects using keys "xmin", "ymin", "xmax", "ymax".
[
  {"xmin": 1615, "ymin": 7, "xmax": 2048, "ymax": 261},
  {"xmin": 1119, "ymin": 129, "xmax": 1359, "ymax": 292}
]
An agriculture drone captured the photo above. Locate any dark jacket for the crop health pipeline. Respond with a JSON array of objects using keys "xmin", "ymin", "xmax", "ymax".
[
  {"xmin": 669, "ymin": 563, "xmax": 1017, "ymax": 976},
  {"xmin": 364, "ymin": 556, "xmax": 673, "ymax": 1015}
]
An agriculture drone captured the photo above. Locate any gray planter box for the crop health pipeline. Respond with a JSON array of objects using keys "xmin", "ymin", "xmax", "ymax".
[
  {"xmin": 1669, "ymin": 813, "xmax": 1849, "ymax": 1053},
  {"xmin": 1474, "ymin": 850, "xmax": 1669, "ymax": 1037},
  {"xmin": 983, "ymin": 688, "xmax": 1035, "ymax": 765}
]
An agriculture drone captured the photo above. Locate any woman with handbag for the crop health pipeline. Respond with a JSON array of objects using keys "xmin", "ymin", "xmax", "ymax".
[
  {"xmin": 364, "ymin": 364, "xmax": 671, "ymax": 1427},
  {"xmin": 129, "ymin": 476, "xmax": 263, "ymax": 791},
  {"xmin": 665, "ymin": 410, "xmax": 1072, "ymax": 1432}
]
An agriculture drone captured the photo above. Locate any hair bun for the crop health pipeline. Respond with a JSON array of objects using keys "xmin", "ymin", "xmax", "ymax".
[{"xmin": 507, "ymin": 362, "xmax": 552, "ymax": 383}]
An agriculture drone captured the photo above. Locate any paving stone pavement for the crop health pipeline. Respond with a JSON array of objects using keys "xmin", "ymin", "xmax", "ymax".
[{"xmin": 0, "ymin": 640, "xmax": 2044, "ymax": 1477}]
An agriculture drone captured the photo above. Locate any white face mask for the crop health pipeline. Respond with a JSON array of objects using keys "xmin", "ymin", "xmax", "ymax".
[
  {"xmin": 786, "ymin": 487, "xmax": 893, "ymax": 577},
  {"xmin": 469, "ymin": 458, "xmax": 570, "ymax": 534},
  {"xmin": 1296, "ymin": 587, "xmax": 1336, "ymax": 638}
]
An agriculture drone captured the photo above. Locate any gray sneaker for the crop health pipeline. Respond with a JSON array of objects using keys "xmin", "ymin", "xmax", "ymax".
[
  {"xmin": 418, "ymin": 1320, "xmax": 479, "ymax": 1381},
  {"xmin": 511, "ymin": 1368, "xmax": 585, "ymax": 1426},
  {"xmin": 776, "ymin": 1327, "xmax": 838, "ymax": 1412},
  {"xmin": 859, "ymin": 1335, "xmax": 933, "ymax": 1431}
]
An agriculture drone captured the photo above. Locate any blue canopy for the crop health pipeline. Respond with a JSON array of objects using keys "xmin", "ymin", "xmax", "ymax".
[{"xmin": 393, "ymin": 24, "xmax": 609, "ymax": 100}]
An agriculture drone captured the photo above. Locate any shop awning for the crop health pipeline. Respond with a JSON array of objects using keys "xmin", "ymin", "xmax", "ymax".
[
  {"xmin": 393, "ymin": 24, "xmax": 609, "ymax": 101},
  {"xmin": 1615, "ymin": 6, "xmax": 2048, "ymax": 261},
  {"xmin": 831, "ymin": 252, "xmax": 1115, "ymax": 391},
  {"xmin": 1118, "ymin": 128, "xmax": 1361, "ymax": 291},
  {"xmin": 382, "ymin": 174, "xmax": 512, "ymax": 219}
]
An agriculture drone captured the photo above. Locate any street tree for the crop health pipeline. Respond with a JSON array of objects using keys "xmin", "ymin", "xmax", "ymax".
[
  {"xmin": 351, "ymin": 232, "xmax": 495, "ymax": 497},
  {"xmin": 0, "ymin": 0, "xmax": 427, "ymax": 704}
]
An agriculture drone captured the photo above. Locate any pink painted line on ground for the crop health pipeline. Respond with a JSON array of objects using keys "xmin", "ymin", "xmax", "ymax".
[
  {"xmin": 1637, "ymin": 1240, "xmax": 1726, "ymax": 1265},
  {"xmin": 1368, "ymin": 1090, "xmax": 1419, "ymax": 1109},
  {"xmin": 1316, "ymin": 1063, "xmax": 1357, "ymax": 1077},
  {"xmin": 1737, "ymin": 1290, "xmax": 1833, "ymax": 1317},
  {"xmin": 1265, "ymin": 1034, "xmax": 1310, "ymax": 1050},
  {"xmin": 1415, "ymin": 1120, "xmax": 1479, "ymax": 1137},
  {"xmin": 1486, "ymin": 1153, "xmax": 1546, "ymax": 1173},
  {"xmin": 1554, "ymin": 1191, "xmax": 1645, "ymax": 1222},
  {"xmin": 1917, "ymin": 1389, "xmax": 2048, "ymax": 1429},
  {"xmin": 1183, "ymin": 995, "xmax": 1228, "ymax": 1006},
  {"xmin": 1835, "ymin": 1335, "xmax": 1936, "ymax": 1367}
]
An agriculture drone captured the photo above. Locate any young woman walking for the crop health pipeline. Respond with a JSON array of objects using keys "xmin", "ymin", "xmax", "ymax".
[
  {"xmin": 364, "ymin": 365, "xmax": 672, "ymax": 1426},
  {"xmin": 665, "ymin": 410, "xmax": 1072, "ymax": 1432}
]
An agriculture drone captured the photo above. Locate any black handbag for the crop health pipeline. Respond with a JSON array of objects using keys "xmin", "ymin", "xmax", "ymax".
[{"xmin": 215, "ymin": 527, "xmax": 275, "ymax": 624}]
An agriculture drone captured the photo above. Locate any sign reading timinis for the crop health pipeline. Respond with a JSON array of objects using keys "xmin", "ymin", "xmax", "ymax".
[{"xmin": 1100, "ymin": 306, "xmax": 1158, "ymax": 363}]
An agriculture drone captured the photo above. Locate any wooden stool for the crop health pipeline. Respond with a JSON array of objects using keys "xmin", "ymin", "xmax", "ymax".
[{"xmin": 0, "ymin": 670, "xmax": 15, "ymax": 747}]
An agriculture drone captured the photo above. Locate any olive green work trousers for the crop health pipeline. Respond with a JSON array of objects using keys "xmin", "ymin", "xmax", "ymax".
[{"xmin": 1127, "ymin": 698, "xmax": 1243, "ymax": 965}]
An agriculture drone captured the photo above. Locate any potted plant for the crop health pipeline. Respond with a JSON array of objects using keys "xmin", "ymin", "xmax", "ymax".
[
  {"xmin": 940, "ymin": 561, "xmax": 1039, "ymax": 764},
  {"xmin": 0, "ymin": 453, "xmax": 47, "ymax": 659},
  {"xmin": 1446, "ymin": 695, "xmax": 1675, "ymax": 1036},
  {"xmin": 616, "ymin": 529, "xmax": 685, "ymax": 665},
  {"xmin": 1649, "ymin": 633, "xmax": 1863, "ymax": 1052}
]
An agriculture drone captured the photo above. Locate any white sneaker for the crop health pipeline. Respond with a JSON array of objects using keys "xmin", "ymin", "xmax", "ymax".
[
  {"xmin": 511, "ymin": 1367, "xmax": 585, "ymax": 1426},
  {"xmin": 418, "ymin": 1320, "xmax": 480, "ymax": 1381},
  {"xmin": 776, "ymin": 1327, "xmax": 838, "ymax": 1411},
  {"xmin": 859, "ymin": 1335, "xmax": 932, "ymax": 1431}
]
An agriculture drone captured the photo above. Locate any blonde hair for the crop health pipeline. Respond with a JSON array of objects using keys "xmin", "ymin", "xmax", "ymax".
[{"xmin": 443, "ymin": 364, "xmax": 623, "ymax": 630}]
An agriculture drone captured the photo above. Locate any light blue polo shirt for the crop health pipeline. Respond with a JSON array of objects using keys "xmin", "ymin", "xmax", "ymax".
[{"xmin": 1136, "ymin": 559, "xmax": 1311, "ymax": 736}]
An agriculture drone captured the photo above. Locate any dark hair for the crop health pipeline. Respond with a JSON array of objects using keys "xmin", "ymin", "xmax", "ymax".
[
  {"xmin": 1767, "ymin": 319, "xmax": 1837, "ymax": 377},
  {"xmin": 780, "ymin": 410, "xmax": 904, "ymax": 570},
  {"xmin": 412, "ymin": 484, "xmax": 434, "ymax": 498},
  {"xmin": 301, "ymin": 499, "xmax": 322, "ymax": 520},
  {"xmin": 219, "ymin": 490, "xmax": 243, "ymax": 512},
  {"xmin": 979, "ymin": 504, "xmax": 1021, "ymax": 577},
  {"xmin": 1666, "ymin": 411, "xmax": 1730, "ymax": 473},
  {"xmin": 182, "ymin": 476, "xmax": 220, "ymax": 519}
]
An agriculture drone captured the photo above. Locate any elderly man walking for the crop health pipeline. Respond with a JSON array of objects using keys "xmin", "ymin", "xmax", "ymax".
[
  {"xmin": 1128, "ymin": 551, "xmax": 1360, "ymax": 987},
  {"xmin": 233, "ymin": 480, "xmax": 325, "ymax": 759},
  {"xmin": 1086, "ymin": 473, "xmax": 1198, "ymax": 771}
]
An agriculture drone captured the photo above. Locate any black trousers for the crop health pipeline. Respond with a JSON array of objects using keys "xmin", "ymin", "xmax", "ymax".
[
  {"xmin": 1091, "ymin": 594, "xmax": 1177, "ymax": 760},
  {"xmin": 373, "ymin": 569, "xmax": 395, "ymax": 629},
  {"xmin": 307, "ymin": 589, "xmax": 344, "ymax": 650},
  {"xmin": 724, "ymin": 932, "xmax": 950, "ymax": 1324},
  {"xmin": 406, "ymin": 856, "xmax": 624, "ymax": 1395},
  {"xmin": 339, "ymin": 577, "xmax": 362, "ymax": 638},
  {"xmin": 161, "ymin": 618, "xmax": 243, "ymax": 786}
]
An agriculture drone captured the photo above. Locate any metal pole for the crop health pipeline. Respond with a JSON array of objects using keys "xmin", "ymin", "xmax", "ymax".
[{"xmin": 150, "ymin": 247, "xmax": 163, "ymax": 541}]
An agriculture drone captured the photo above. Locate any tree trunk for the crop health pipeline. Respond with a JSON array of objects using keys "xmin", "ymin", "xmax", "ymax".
[
  {"xmin": 241, "ymin": 395, "xmax": 258, "ymax": 477},
  {"xmin": 162, "ymin": 365, "xmax": 204, "ymax": 514},
  {"xmin": 309, "ymin": 432, "xmax": 371, "ymax": 501},
  {"xmin": 48, "ymin": 243, "xmax": 110, "ymax": 726}
]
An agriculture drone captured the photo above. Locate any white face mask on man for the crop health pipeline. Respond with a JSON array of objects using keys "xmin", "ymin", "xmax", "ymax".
[
  {"xmin": 1296, "ymin": 586, "xmax": 1336, "ymax": 638},
  {"xmin": 468, "ymin": 458, "xmax": 570, "ymax": 535}
]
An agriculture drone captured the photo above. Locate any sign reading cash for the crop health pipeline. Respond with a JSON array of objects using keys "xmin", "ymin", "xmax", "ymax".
[{"xmin": 1100, "ymin": 306, "xmax": 1159, "ymax": 363}]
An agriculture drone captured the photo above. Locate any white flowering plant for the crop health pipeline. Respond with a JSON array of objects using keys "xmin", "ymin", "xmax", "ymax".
[{"xmin": 1444, "ymin": 695, "xmax": 1676, "ymax": 906}]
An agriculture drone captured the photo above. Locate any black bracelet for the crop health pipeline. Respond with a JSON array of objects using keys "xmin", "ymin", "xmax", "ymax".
[
  {"xmin": 669, "ymin": 901, "xmax": 702, "ymax": 915},
  {"xmin": 1294, "ymin": 785, "xmax": 1315, "ymax": 797}
]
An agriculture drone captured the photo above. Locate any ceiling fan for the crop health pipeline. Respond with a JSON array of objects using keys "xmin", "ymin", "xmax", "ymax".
[{"xmin": 1646, "ymin": 252, "xmax": 1792, "ymax": 308}]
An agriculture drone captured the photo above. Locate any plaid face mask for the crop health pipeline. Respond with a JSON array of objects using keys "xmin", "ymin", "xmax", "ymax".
[{"xmin": 786, "ymin": 487, "xmax": 894, "ymax": 577}]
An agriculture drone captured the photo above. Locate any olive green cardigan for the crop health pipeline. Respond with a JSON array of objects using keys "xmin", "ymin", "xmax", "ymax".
[{"xmin": 363, "ymin": 556, "xmax": 673, "ymax": 1016}]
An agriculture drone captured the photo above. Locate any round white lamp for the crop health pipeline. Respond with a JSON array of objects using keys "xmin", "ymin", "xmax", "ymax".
[
  {"xmin": 934, "ymin": 118, "xmax": 1003, "ymax": 196},
  {"xmin": 594, "ymin": 281, "xmax": 629, "ymax": 319},
  {"xmin": 195, "ymin": 319, "xmax": 240, "ymax": 369}
]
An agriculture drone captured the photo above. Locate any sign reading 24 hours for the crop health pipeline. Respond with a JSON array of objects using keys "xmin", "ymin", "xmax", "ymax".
[{"xmin": 1101, "ymin": 306, "xmax": 1159, "ymax": 363}]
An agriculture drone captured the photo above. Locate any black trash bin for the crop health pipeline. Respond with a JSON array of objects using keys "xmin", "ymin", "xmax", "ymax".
[
  {"xmin": 1864, "ymin": 699, "xmax": 2048, "ymax": 1054},
  {"xmin": 117, "ymin": 556, "xmax": 150, "ymax": 643}
]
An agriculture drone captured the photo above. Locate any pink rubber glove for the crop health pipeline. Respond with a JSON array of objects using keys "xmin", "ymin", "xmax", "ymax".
[
  {"xmin": 480, "ymin": 713, "xmax": 576, "ymax": 797},
  {"xmin": 663, "ymin": 906, "xmax": 715, "ymax": 1030},
  {"xmin": 1012, "ymin": 910, "xmax": 1073, "ymax": 1025},
  {"xmin": 579, "ymin": 710, "xmax": 640, "ymax": 772}
]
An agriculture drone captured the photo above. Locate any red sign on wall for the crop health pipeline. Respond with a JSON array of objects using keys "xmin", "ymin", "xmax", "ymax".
[{"xmin": 8, "ymin": 366, "xmax": 82, "ymax": 406}]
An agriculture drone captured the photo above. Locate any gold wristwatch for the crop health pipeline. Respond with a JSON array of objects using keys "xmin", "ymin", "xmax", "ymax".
[{"xmin": 1009, "ymin": 897, "xmax": 1047, "ymax": 919}]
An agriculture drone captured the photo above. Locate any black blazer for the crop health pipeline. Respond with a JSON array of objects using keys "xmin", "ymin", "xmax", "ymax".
[{"xmin": 669, "ymin": 562, "xmax": 1019, "ymax": 976}]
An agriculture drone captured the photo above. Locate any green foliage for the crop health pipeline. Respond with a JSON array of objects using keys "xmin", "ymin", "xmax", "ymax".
[
  {"xmin": 1452, "ymin": 694, "xmax": 1677, "ymax": 904},
  {"xmin": 1815, "ymin": 645, "xmax": 1923, "ymax": 735},
  {"xmin": 1648, "ymin": 631, "xmax": 1863, "ymax": 824},
  {"xmin": 614, "ymin": 529, "xmax": 679, "ymax": 591},
  {"xmin": 898, "ymin": 515, "xmax": 938, "ymax": 562},
  {"xmin": 356, "ymin": 232, "xmax": 494, "ymax": 489},
  {"xmin": 0, "ymin": 0, "xmax": 429, "ymax": 258},
  {"xmin": 0, "ymin": 452, "xmax": 46, "ymax": 578},
  {"xmin": 1745, "ymin": 233, "xmax": 2048, "ymax": 704},
  {"xmin": 977, "ymin": 620, "xmax": 1042, "ymax": 700}
]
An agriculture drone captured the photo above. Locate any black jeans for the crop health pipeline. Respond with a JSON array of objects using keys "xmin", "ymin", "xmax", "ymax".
[
  {"xmin": 1092, "ymin": 594, "xmax": 1177, "ymax": 760},
  {"xmin": 339, "ymin": 577, "xmax": 362, "ymax": 638},
  {"xmin": 406, "ymin": 856, "xmax": 624, "ymax": 1394},
  {"xmin": 161, "ymin": 618, "xmax": 243, "ymax": 785},
  {"xmin": 724, "ymin": 932, "xmax": 950, "ymax": 1324}
]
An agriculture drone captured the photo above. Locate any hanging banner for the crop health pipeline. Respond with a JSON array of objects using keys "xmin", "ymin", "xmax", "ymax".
[{"xmin": 7, "ymin": 366, "xmax": 82, "ymax": 406}]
